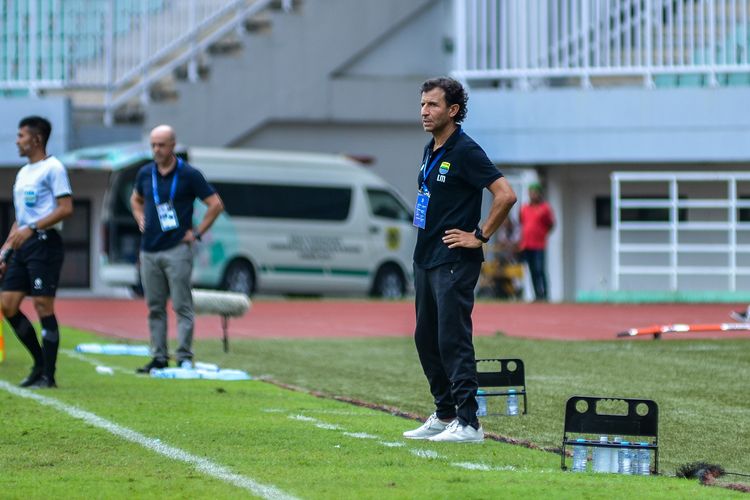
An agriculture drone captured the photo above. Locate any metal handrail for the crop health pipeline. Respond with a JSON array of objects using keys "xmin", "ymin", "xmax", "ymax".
[
  {"xmin": 453, "ymin": 0, "xmax": 750, "ymax": 86},
  {"xmin": 611, "ymin": 171, "xmax": 750, "ymax": 293},
  {"xmin": 0, "ymin": 0, "xmax": 292, "ymax": 123}
]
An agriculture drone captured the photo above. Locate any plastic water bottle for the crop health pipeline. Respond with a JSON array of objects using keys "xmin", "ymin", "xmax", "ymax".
[
  {"xmin": 609, "ymin": 437, "xmax": 621, "ymax": 473},
  {"xmin": 476, "ymin": 389, "xmax": 487, "ymax": 417},
  {"xmin": 636, "ymin": 442, "xmax": 651, "ymax": 475},
  {"xmin": 618, "ymin": 441, "xmax": 632, "ymax": 474},
  {"xmin": 592, "ymin": 436, "xmax": 610, "ymax": 473},
  {"xmin": 572, "ymin": 438, "xmax": 588, "ymax": 472},
  {"xmin": 506, "ymin": 389, "xmax": 519, "ymax": 416},
  {"xmin": 194, "ymin": 361, "xmax": 219, "ymax": 372}
]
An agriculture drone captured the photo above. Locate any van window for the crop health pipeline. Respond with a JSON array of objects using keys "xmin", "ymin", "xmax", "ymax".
[
  {"xmin": 366, "ymin": 189, "xmax": 412, "ymax": 222},
  {"xmin": 214, "ymin": 183, "xmax": 352, "ymax": 221}
]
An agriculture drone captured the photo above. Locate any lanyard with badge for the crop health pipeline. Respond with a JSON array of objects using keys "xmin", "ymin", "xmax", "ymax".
[
  {"xmin": 152, "ymin": 158, "xmax": 181, "ymax": 232},
  {"xmin": 412, "ymin": 149, "xmax": 445, "ymax": 229}
]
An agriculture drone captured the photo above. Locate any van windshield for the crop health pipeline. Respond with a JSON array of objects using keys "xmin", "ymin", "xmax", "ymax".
[{"xmin": 366, "ymin": 189, "xmax": 412, "ymax": 222}]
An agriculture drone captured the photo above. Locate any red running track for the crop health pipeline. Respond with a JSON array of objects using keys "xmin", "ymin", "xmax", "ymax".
[{"xmin": 17, "ymin": 299, "xmax": 750, "ymax": 341}]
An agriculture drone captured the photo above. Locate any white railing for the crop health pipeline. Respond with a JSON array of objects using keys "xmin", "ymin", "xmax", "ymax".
[
  {"xmin": 453, "ymin": 0, "xmax": 750, "ymax": 87},
  {"xmin": 0, "ymin": 0, "xmax": 292, "ymax": 124},
  {"xmin": 611, "ymin": 172, "xmax": 750, "ymax": 293}
]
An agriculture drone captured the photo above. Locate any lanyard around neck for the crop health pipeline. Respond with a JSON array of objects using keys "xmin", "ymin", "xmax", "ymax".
[
  {"xmin": 152, "ymin": 158, "xmax": 180, "ymax": 205},
  {"xmin": 419, "ymin": 149, "xmax": 446, "ymax": 194}
]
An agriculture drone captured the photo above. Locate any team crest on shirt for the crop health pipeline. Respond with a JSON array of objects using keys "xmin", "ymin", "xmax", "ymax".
[{"xmin": 437, "ymin": 162, "xmax": 450, "ymax": 182}]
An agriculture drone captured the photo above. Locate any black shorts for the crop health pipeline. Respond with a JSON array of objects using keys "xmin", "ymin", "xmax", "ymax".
[{"xmin": 2, "ymin": 229, "xmax": 64, "ymax": 297}]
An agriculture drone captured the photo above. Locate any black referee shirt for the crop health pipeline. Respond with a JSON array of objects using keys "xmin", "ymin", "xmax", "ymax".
[{"xmin": 413, "ymin": 127, "xmax": 503, "ymax": 270}]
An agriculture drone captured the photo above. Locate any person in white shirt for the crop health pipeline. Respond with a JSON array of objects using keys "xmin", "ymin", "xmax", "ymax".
[{"xmin": 0, "ymin": 116, "xmax": 73, "ymax": 388}]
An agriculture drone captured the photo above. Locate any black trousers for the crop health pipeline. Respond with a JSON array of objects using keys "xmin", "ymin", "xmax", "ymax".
[
  {"xmin": 522, "ymin": 249, "xmax": 547, "ymax": 300},
  {"xmin": 414, "ymin": 260, "xmax": 482, "ymax": 428}
]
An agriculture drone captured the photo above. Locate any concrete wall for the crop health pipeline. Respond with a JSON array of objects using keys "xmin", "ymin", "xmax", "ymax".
[
  {"xmin": 0, "ymin": 97, "xmax": 71, "ymax": 166},
  {"xmin": 465, "ymin": 86, "xmax": 750, "ymax": 165},
  {"xmin": 147, "ymin": 0, "xmax": 452, "ymax": 203}
]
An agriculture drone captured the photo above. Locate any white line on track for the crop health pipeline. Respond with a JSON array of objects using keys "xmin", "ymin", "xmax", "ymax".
[{"xmin": 0, "ymin": 380, "xmax": 299, "ymax": 500}]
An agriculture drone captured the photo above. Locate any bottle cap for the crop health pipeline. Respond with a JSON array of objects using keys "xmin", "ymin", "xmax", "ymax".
[
  {"xmin": 508, "ymin": 388, "xmax": 516, "ymax": 394},
  {"xmin": 477, "ymin": 389, "xmax": 486, "ymax": 395}
]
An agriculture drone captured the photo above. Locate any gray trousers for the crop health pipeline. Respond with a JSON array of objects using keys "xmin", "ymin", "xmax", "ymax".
[{"xmin": 140, "ymin": 243, "xmax": 194, "ymax": 362}]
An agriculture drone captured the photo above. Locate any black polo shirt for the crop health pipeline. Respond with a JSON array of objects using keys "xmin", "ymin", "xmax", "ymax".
[
  {"xmin": 134, "ymin": 158, "xmax": 215, "ymax": 252},
  {"xmin": 413, "ymin": 127, "xmax": 503, "ymax": 269}
]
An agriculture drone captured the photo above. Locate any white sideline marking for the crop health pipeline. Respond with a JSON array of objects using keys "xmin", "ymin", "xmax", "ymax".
[
  {"xmin": 315, "ymin": 423, "xmax": 342, "ymax": 430},
  {"xmin": 452, "ymin": 462, "xmax": 517, "ymax": 471},
  {"xmin": 62, "ymin": 349, "xmax": 134, "ymax": 375},
  {"xmin": 379, "ymin": 441, "xmax": 405, "ymax": 448},
  {"xmin": 0, "ymin": 381, "xmax": 298, "ymax": 500},
  {"xmin": 286, "ymin": 413, "xmax": 516, "ymax": 471},
  {"xmin": 342, "ymin": 432, "xmax": 378, "ymax": 439},
  {"xmin": 289, "ymin": 415, "xmax": 318, "ymax": 423},
  {"xmin": 410, "ymin": 449, "xmax": 442, "ymax": 459}
]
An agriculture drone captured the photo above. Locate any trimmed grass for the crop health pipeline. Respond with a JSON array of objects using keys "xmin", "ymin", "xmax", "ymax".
[
  {"xmin": 205, "ymin": 332, "xmax": 750, "ymax": 476},
  {"xmin": 0, "ymin": 326, "xmax": 747, "ymax": 498}
]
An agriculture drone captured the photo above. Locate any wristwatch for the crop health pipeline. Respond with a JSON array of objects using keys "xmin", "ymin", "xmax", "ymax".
[
  {"xmin": 474, "ymin": 227, "xmax": 489, "ymax": 243},
  {"xmin": 29, "ymin": 222, "xmax": 38, "ymax": 232}
]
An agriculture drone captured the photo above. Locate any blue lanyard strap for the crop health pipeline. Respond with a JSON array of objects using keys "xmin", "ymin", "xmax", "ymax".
[
  {"xmin": 419, "ymin": 149, "xmax": 446, "ymax": 194},
  {"xmin": 152, "ymin": 158, "xmax": 180, "ymax": 205}
]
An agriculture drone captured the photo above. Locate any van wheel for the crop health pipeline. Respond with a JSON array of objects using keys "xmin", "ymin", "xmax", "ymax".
[
  {"xmin": 222, "ymin": 261, "xmax": 255, "ymax": 296},
  {"xmin": 371, "ymin": 264, "xmax": 405, "ymax": 299}
]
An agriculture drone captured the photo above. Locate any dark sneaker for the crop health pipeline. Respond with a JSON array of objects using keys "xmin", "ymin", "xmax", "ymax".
[
  {"xmin": 136, "ymin": 358, "xmax": 168, "ymax": 374},
  {"xmin": 730, "ymin": 310, "xmax": 749, "ymax": 322},
  {"xmin": 28, "ymin": 375, "xmax": 57, "ymax": 389},
  {"xmin": 19, "ymin": 366, "xmax": 44, "ymax": 387}
]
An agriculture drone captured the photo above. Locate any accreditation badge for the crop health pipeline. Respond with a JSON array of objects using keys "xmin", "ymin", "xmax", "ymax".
[
  {"xmin": 413, "ymin": 192, "xmax": 430, "ymax": 229},
  {"xmin": 24, "ymin": 187, "xmax": 38, "ymax": 207},
  {"xmin": 156, "ymin": 202, "xmax": 179, "ymax": 232}
]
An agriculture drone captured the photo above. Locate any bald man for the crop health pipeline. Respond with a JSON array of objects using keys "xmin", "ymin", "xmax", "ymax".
[{"xmin": 130, "ymin": 125, "xmax": 223, "ymax": 373}]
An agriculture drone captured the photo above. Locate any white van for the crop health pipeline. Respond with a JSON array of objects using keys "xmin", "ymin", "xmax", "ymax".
[{"xmin": 61, "ymin": 144, "xmax": 416, "ymax": 298}]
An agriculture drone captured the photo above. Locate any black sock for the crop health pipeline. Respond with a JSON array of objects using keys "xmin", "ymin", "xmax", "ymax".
[
  {"xmin": 40, "ymin": 315, "xmax": 60, "ymax": 381},
  {"xmin": 7, "ymin": 312, "xmax": 43, "ymax": 367}
]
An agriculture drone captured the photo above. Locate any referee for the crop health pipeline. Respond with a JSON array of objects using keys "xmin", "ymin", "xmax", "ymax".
[{"xmin": 0, "ymin": 116, "xmax": 73, "ymax": 388}]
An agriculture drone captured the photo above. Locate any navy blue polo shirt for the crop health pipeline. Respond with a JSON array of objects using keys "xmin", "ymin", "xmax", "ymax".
[
  {"xmin": 134, "ymin": 158, "xmax": 215, "ymax": 252},
  {"xmin": 413, "ymin": 127, "xmax": 503, "ymax": 269}
]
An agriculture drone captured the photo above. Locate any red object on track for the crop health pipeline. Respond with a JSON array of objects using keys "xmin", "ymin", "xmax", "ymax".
[{"xmin": 617, "ymin": 322, "xmax": 750, "ymax": 339}]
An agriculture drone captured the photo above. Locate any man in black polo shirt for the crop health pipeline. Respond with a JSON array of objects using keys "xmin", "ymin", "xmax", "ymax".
[
  {"xmin": 130, "ymin": 125, "xmax": 223, "ymax": 373},
  {"xmin": 403, "ymin": 77, "xmax": 517, "ymax": 443}
]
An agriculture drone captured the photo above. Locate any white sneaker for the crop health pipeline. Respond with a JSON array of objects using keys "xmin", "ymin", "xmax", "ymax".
[
  {"xmin": 428, "ymin": 420, "xmax": 484, "ymax": 443},
  {"xmin": 403, "ymin": 413, "xmax": 454, "ymax": 440}
]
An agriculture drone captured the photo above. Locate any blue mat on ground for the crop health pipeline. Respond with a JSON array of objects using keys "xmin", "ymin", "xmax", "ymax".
[{"xmin": 149, "ymin": 367, "xmax": 251, "ymax": 381}]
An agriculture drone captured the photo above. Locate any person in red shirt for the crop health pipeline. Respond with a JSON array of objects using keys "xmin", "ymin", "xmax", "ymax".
[{"xmin": 519, "ymin": 183, "xmax": 555, "ymax": 301}]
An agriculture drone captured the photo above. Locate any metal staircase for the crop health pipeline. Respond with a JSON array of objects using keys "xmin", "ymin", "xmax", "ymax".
[{"xmin": 0, "ymin": 0, "xmax": 296, "ymax": 124}]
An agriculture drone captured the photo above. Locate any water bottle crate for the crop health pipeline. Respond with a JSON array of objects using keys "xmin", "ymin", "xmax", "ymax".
[
  {"xmin": 560, "ymin": 396, "xmax": 659, "ymax": 474},
  {"xmin": 561, "ymin": 438, "xmax": 657, "ymax": 450},
  {"xmin": 476, "ymin": 358, "xmax": 528, "ymax": 415}
]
